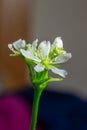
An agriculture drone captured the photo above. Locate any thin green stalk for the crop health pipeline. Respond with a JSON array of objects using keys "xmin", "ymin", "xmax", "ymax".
[{"xmin": 30, "ymin": 88, "xmax": 43, "ymax": 130}]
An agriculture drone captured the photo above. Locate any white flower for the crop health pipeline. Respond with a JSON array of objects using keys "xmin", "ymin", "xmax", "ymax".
[
  {"xmin": 13, "ymin": 39, "xmax": 26, "ymax": 51},
  {"xmin": 21, "ymin": 38, "xmax": 72, "ymax": 78},
  {"xmin": 8, "ymin": 37, "xmax": 72, "ymax": 78},
  {"xmin": 52, "ymin": 37, "xmax": 63, "ymax": 48},
  {"xmin": 8, "ymin": 39, "xmax": 26, "ymax": 55}
]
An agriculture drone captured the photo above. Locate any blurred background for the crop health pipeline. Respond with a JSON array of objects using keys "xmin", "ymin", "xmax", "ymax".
[{"xmin": 0, "ymin": 0, "xmax": 87, "ymax": 99}]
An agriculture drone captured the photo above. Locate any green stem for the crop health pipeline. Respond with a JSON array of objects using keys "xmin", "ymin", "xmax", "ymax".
[{"xmin": 30, "ymin": 88, "xmax": 43, "ymax": 130}]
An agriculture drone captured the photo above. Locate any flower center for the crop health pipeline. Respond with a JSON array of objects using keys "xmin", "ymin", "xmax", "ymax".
[{"xmin": 42, "ymin": 60, "xmax": 49, "ymax": 68}]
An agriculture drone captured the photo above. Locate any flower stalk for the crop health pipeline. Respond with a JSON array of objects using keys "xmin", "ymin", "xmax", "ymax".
[{"xmin": 30, "ymin": 88, "xmax": 43, "ymax": 130}]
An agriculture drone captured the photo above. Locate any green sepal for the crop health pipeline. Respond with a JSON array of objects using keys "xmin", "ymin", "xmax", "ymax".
[
  {"xmin": 32, "ymin": 69, "xmax": 49, "ymax": 90},
  {"xmin": 47, "ymin": 77, "xmax": 63, "ymax": 82}
]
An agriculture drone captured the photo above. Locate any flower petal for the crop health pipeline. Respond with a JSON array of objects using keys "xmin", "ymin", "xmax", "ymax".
[
  {"xmin": 8, "ymin": 44, "xmax": 19, "ymax": 55},
  {"xmin": 20, "ymin": 49, "xmax": 41, "ymax": 62},
  {"xmin": 52, "ymin": 53, "xmax": 72, "ymax": 64},
  {"xmin": 53, "ymin": 37, "xmax": 63, "ymax": 48},
  {"xmin": 13, "ymin": 39, "xmax": 26, "ymax": 51},
  {"xmin": 34, "ymin": 64, "xmax": 45, "ymax": 72},
  {"xmin": 39, "ymin": 41, "xmax": 51, "ymax": 58},
  {"xmin": 8, "ymin": 44, "xmax": 13, "ymax": 51},
  {"xmin": 50, "ymin": 66, "xmax": 67, "ymax": 78},
  {"xmin": 32, "ymin": 39, "xmax": 38, "ymax": 51}
]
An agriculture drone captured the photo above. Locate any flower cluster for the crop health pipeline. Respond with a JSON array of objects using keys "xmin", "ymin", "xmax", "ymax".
[
  {"xmin": 8, "ymin": 37, "xmax": 71, "ymax": 77},
  {"xmin": 8, "ymin": 37, "xmax": 72, "ymax": 88}
]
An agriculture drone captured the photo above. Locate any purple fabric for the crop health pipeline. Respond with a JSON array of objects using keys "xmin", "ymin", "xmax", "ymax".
[{"xmin": 0, "ymin": 95, "xmax": 40, "ymax": 130}]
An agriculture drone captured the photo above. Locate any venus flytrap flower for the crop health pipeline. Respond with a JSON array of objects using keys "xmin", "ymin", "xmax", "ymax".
[
  {"xmin": 8, "ymin": 37, "xmax": 72, "ymax": 130},
  {"xmin": 20, "ymin": 37, "xmax": 72, "ymax": 79},
  {"xmin": 8, "ymin": 39, "xmax": 26, "ymax": 56}
]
